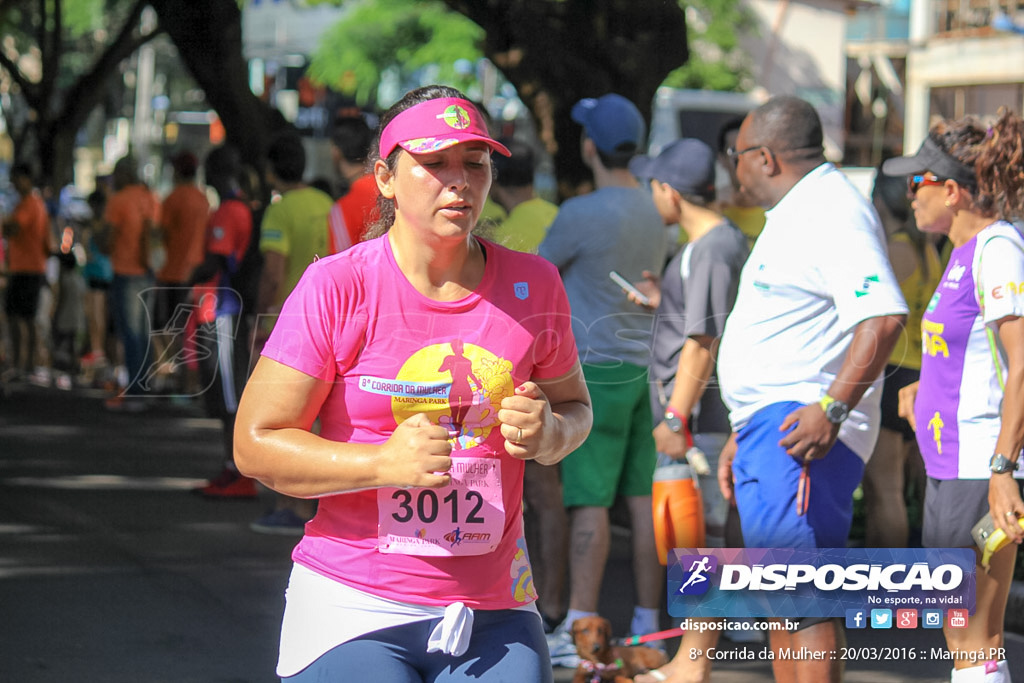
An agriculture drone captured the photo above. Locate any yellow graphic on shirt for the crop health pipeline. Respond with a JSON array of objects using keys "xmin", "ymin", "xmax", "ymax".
[
  {"xmin": 510, "ymin": 537, "xmax": 538, "ymax": 603},
  {"xmin": 927, "ymin": 411, "xmax": 944, "ymax": 454},
  {"xmin": 922, "ymin": 319, "xmax": 949, "ymax": 358},
  {"xmin": 391, "ymin": 341, "xmax": 514, "ymax": 450}
]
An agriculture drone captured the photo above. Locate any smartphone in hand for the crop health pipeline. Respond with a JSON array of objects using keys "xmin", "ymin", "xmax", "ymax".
[{"xmin": 610, "ymin": 271, "xmax": 652, "ymax": 307}]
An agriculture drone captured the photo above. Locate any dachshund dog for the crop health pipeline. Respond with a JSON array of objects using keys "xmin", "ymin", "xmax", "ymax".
[{"xmin": 570, "ymin": 615, "xmax": 668, "ymax": 683}]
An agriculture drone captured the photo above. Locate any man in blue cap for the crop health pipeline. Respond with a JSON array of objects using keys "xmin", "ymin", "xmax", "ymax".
[
  {"xmin": 629, "ymin": 138, "xmax": 750, "ymax": 683},
  {"xmin": 539, "ymin": 93, "xmax": 667, "ymax": 666}
]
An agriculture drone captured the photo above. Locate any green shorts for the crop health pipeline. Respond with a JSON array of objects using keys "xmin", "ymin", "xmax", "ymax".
[{"xmin": 560, "ymin": 363, "xmax": 657, "ymax": 507}]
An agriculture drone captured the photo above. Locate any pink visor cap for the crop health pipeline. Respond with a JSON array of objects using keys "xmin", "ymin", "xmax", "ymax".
[{"xmin": 378, "ymin": 98, "xmax": 511, "ymax": 159}]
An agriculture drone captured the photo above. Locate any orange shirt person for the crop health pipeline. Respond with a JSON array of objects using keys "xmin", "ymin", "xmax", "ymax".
[
  {"xmin": 157, "ymin": 152, "xmax": 209, "ymax": 285},
  {"xmin": 102, "ymin": 156, "xmax": 160, "ymax": 406},
  {"xmin": 3, "ymin": 163, "xmax": 53, "ymax": 377},
  {"xmin": 327, "ymin": 114, "xmax": 379, "ymax": 252},
  {"xmin": 153, "ymin": 151, "xmax": 209, "ymax": 353},
  {"xmin": 105, "ymin": 162, "xmax": 159, "ymax": 278}
]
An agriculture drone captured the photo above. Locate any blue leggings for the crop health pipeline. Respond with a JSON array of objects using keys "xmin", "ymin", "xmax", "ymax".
[{"xmin": 283, "ymin": 609, "xmax": 552, "ymax": 683}]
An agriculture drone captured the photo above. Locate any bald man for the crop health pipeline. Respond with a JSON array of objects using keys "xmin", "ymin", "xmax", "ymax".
[{"xmin": 716, "ymin": 96, "xmax": 907, "ymax": 683}]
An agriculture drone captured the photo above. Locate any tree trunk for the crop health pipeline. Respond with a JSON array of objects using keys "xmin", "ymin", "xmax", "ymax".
[
  {"xmin": 444, "ymin": 0, "xmax": 688, "ymax": 195},
  {"xmin": 149, "ymin": 0, "xmax": 291, "ymax": 175}
]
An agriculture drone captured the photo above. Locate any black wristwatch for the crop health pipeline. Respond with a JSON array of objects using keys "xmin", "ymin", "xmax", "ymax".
[
  {"xmin": 819, "ymin": 395, "xmax": 850, "ymax": 425},
  {"xmin": 990, "ymin": 453, "xmax": 1020, "ymax": 475},
  {"xmin": 663, "ymin": 407, "xmax": 685, "ymax": 433}
]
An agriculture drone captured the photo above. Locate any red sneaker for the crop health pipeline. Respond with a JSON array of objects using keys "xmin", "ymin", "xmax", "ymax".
[
  {"xmin": 196, "ymin": 470, "xmax": 259, "ymax": 499},
  {"xmin": 80, "ymin": 351, "xmax": 107, "ymax": 368}
]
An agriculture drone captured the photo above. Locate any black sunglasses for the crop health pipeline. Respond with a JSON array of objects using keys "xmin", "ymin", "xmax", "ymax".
[{"xmin": 726, "ymin": 145, "xmax": 770, "ymax": 166}]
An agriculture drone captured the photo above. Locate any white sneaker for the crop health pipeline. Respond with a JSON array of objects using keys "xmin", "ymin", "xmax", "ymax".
[
  {"xmin": 28, "ymin": 367, "xmax": 51, "ymax": 387},
  {"xmin": 545, "ymin": 622, "xmax": 580, "ymax": 668}
]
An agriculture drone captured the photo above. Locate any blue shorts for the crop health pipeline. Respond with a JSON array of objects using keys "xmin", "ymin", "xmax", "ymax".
[
  {"xmin": 732, "ymin": 402, "xmax": 864, "ymax": 548},
  {"xmin": 283, "ymin": 609, "xmax": 552, "ymax": 683}
]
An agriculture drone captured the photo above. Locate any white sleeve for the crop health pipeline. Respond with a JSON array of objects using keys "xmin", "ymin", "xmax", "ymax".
[
  {"xmin": 827, "ymin": 216, "xmax": 908, "ymax": 334},
  {"xmin": 979, "ymin": 235, "xmax": 1024, "ymax": 324}
]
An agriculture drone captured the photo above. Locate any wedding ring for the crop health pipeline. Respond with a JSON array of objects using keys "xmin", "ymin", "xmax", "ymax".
[
  {"xmin": 1006, "ymin": 511, "xmax": 1017, "ymax": 518},
  {"xmin": 516, "ymin": 427, "xmax": 523, "ymax": 443}
]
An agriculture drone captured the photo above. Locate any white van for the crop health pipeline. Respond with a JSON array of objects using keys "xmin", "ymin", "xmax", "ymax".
[{"xmin": 648, "ymin": 87, "xmax": 767, "ymax": 155}]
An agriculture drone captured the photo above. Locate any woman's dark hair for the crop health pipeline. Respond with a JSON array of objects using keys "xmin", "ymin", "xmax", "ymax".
[
  {"xmin": 928, "ymin": 109, "xmax": 1024, "ymax": 219},
  {"xmin": 969, "ymin": 108, "xmax": 1024, "ymax": 220},
  {"xmin": 365, "ymin": 85, "xmax": 475, "ymax": 239}
]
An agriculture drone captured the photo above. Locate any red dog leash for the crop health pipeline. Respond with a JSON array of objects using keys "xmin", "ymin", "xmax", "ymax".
[{"xmin": 614, "ymin": 626, "xmax": 687, "ymax": 647}]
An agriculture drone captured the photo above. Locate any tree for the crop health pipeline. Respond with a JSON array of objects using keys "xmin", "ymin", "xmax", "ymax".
[
  {"xmin": 0, "ymin": 0, "xmax": 160, "ymax": 189},
  {"xmin": 310, "ymin": 0, "xmax": 688, "ymax": 191},
  {"xmin": 147, "ymin": 0, "xmax": 290, "ymax": 173},
  {"xmin": 663, "ymin": 0, "xmax": 756, "ymax": 92},
  {"xmin": 448, "ymin": 0, "xmax": 688, "ymax": 189},
  {"xmin": 308, "ymin": 0, "xmax": 485, "ymax": 107}
]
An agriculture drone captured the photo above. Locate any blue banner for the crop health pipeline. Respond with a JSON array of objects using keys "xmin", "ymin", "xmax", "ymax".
[{"xmin": 667, "ymin": 548, "xmax": 976, "ymax": 618}]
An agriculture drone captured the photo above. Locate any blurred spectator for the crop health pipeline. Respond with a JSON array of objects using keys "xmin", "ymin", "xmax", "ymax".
[
  {"xmin": 103, "ymin": 155, "xmax": 160, "ymax": 410},
  {"xmin": 862, "ymin": 166, "xmax": 943, "ymax": 548},
  {"xmin": 150, "ymin": 151, "xmax": 209, "ymax": 393},
  {"xmin": 715, "ymin": 115, "xmax": 766, "ymax": 245},
  {"xmin": 327, "ymin": 113, "xmax": 378, "ymax": 253},
  {"xmin": 252, "ymin": 132, "xmax": 332, "ymax": 533},
  {"xmin": 629, "ymin": 138, "xmax": 749, "ymax": 683},
  {"xmin": 79, "ymin": 189, "xmax": 117, "ymax": 385},
  {"xmin": 716, "ymin": 96, "xmax": 907, "ymax": 682},
  {"xmin": 190, "ymin": 145, "xmax": 258, "ymax": 499},
  {"xmin": 538, "ymin": 93, "xmax": 667, "ymax": 666},
  {"xmin": 482, "ymin": 138, "xmax": 557, "ymax": 253},
  {"xmin": 2, "ymin": 164, "xmax": 55, "ymax": 383}
]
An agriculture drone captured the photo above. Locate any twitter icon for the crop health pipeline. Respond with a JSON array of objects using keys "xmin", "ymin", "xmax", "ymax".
[{"xmin": 871, "ymin": 609, "xmax": 892, "ymax": 629}]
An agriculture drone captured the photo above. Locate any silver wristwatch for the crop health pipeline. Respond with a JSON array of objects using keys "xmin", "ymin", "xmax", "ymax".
[{"xmin": 990, "ymin": 453, "xmax": 1019, "ymax": 475}]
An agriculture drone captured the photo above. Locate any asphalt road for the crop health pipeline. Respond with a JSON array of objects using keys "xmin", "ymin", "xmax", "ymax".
[{"xmin": 1, "ymin": 382, "xmax": 1021, "ymax": 682}]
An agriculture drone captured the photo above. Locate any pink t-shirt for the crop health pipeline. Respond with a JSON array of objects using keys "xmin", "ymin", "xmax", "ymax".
[{"xmin": 261, "ymin": 234, "xmax": 577, "ymax": 609}]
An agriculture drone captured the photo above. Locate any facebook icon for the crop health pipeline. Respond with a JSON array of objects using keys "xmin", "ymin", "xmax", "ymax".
[{"xmin": 845, "ymin": 609, "xmax": 867, "ymax": 629}]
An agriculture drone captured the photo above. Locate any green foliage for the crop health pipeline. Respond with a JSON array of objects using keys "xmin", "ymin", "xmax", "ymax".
[
  {"xmin": 62, "ymin": 0, "xmax": 108, "ymax": 36},
  {"xmin": 0, "ymin": 0, "xmax": 136, "ymax": 76},
  {"xmin": 662, "ymin": 0, "xmax": 757, "ymax": 92},
  {"xmin": 307, "ymin": 0, "xmax": 483, "ymax": 104}
]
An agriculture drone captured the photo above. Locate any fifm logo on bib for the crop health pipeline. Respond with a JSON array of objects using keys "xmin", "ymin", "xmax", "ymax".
[{"xmin": 668, "ymin": 548, "xmax": 976, "ymax": 618}]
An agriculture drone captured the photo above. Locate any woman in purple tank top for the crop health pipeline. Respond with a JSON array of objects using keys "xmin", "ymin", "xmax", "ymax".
[{"xmin": 882, "ymin": 109, "xmax": 1024, "ymax": 683}]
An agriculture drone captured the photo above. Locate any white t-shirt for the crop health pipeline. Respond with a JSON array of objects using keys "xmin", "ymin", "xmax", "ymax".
[{"xmin": 717, "ymin": 164, "xmax": 909, "ymax": 460}]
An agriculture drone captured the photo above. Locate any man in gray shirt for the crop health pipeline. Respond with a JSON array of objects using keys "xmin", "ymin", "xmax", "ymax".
[
  {"xmin": 539, "ymin": 93, "xmax": 667, "ymax": 665},
  {"xmin": 630, "ymin": 138, "xmax": 749, "ymax": 683}
]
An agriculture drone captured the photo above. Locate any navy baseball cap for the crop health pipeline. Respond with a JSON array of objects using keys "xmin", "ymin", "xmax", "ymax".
[
  {"xmin": 629, "ymin": 138, "xmax": 716, "ymax": 198},
  {"xmin": 571, "ymin": 94, "xmax": 646, "ymax": 154}
]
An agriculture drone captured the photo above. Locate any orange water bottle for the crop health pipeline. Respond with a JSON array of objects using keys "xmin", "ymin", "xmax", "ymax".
[{"xmin": 652, "ymin": 454, "xmax": 705, "ymax": 565}]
